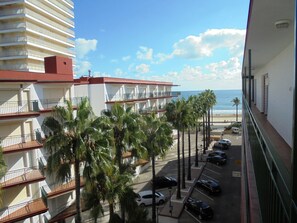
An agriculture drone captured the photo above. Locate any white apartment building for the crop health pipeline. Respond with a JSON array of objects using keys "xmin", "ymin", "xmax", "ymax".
[
  {"xmin": 0, "ymin": 0, "xmax": 75, "ymax": 73},
  {"xmin": 74, "ymin": 76, "xmax": 180, "ymax": 117},
  {"xmin": 0, "ymin": 56, "xmax": 81, "ymax": 223}
]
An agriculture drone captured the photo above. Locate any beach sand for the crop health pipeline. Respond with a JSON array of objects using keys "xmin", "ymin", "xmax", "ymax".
[{"xmin": 211, "ymin": 113, "xmax": 242, "ymax": 123}]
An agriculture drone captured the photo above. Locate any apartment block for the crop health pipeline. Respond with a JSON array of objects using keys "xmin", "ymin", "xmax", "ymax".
[
  {"xmin": 74, "ymin": 76, "xmax": 180, "ymax": 117},
  {"xmin": 241, "ymin": 0, "xmax": 297, "ymax": 222},
  {"xmin": 0, "ymin": 0, "xmax": 75, "ymax": 73},
  {"xmin": 0, "ymin": 56, "xmax": 80, "ymax": 223}
]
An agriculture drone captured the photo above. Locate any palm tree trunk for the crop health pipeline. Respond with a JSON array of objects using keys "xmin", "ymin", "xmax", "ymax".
[
  {"xmin": 187, "ymin": 128, "xmax": 191, "ymax": 180},
  {"xmin": 176, "ymin": 129, "xmax": 181, "ymax": 199},
  {"xmin": 182, "ymin": 128, "xmax": 185, "ymax": 189},
  {"xmin": 195, "ymin": 125, "xmax": 199, "ymax": 167},
  {"xmin": 203, "ymin": 115, "xmax": 206, "ymax": 154},
  {"xmin": 74, "ymin": 158, "xmax": 82, "ymax": 223},
  {"xmin": 152, "ymin": 152, "xmax": 157, "ymax": 223},
  {"xmin": 207, "ymin": 108, "xmax": 211, "ymax": 147},
  {"xmin": 109, "ymin": 203, "xmax": 114, "ymax": 220},
  {"xmin": 236, "ymin": 105, "xmax": 238, "ymax": 121}
]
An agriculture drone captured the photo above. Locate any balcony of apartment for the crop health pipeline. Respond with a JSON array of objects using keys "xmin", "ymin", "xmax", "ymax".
[
  {"xmin": 38, "ymin": 97, "xmax": 82, "ymax": 112},
  {"xmin": 44, "ymin": 0, "xmax": 74, "ymax": 18},
  {"xmin": 243, "ymin": 98, "xmax": 292, "ymax": 218},
  {"xmin": 0, "ymin": 8, "xmax": 74, "ymax": 37},
  {"xmin": 26, "ymin": 0, "xmax": 74, "ymax": 27},
  {"xmin": 0, "ymin": 167, "xmax": 45, "ymax": 189},
  {"xmin": 1, "ymin": 132, "xmax": 43, "ymax": 154},
  {"xmin": 0, "ymin": 49, "xmax": 56, "ymax": 62},
  {"xmin": 0, "ymin": 35, "xmax": 74, "ymax": 57},
  {"xmin": 44, "ymin": 199, "xmax": 87, "ymax": 223},
  {"xmin": 0, "ymin": 198, "xmax": 48, "ymax": 223},
  {"xmin": 0, "ymin": 100, "xmax": 40, "ymax": 120},
  {"xmin": 41, "ymin": 177, "xmax": 85, "ymax": 201},
  {"xmin": 106, "ymin": 91, "xmax": 181, "ymax": 104},
  {"xmin": 1, "ymin": 63, "xmax": 45, "ymax": 72}
]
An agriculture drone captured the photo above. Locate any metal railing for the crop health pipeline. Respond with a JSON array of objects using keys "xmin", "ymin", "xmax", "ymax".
[
  {"xmin": 243, "ymin": 98, "xmax": 290, "ymax": 222},
  {"xmin": 106, "ymin": 91, "xmax": 181, "ymax": 102},
  {"xmin": 0, "ymin": 133, "xmax": 36, "ymax": 148},
  {"xmin": 0, "ymin": 166, "xmax": 40, "ymax": 183},
  {"xmin": 37, "ymin": 97, "xmax": 82, "ymax": 110},
  {"xmin": 0, "ymin": 100, "xmax": 38, "ymax": 114}
]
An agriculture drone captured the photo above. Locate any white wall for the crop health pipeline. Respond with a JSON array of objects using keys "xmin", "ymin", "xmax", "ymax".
[
  {"xmin": 90, "ymin": 84, "xmax": 105, "ymax": 116},
  {"xmin": 254, "ymin": 42, "xmax": 294, "ymax": 146}
]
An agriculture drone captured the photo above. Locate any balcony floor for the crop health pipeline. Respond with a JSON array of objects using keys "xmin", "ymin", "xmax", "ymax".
[
  {"xmin": 0, "ymin": 198, "xmax": 47, "ymax": 223},
  {"xmin": 251, "ymin": 104, "xmax": 291, "ymax": 172},
  {"xmin": 3, "ymin": 140, "xmax": 42, "ymax": 154},
  {"xmin": 1, "ymin": 169, "xmax": 45, "ymax": 189}
]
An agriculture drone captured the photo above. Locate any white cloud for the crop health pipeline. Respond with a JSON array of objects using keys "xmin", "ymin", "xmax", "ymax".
[
  {"xmin": 136, "ymin": 46, "xmax": 153, "ymax": 60},
  {"xmin": 74, "ymin": 61, "xmax": 91, "ymax": 77},
  {"xmin": 114, "ymin": 68, "xmax": 124, "ymax": 76},
  {"xmin": 172, "ymin": 29, "xmax": 246, "ymax": 59},
  {"xmin": 75, "ymin": 38, "xmax": 97, "ymax": 59},
  {"xmin": 122, "ymin": 56, "xmax": 131, "ymax": 61},
  {"xmin": 135, "ymin": 63, "xmax": 150, "ymax": 74}
]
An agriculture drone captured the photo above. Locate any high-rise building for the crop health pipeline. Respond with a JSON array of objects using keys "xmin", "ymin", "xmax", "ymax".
[
  {"xmin": 0, "ymin": 0, "xmax": 75, "ymax": 73},
  {"xmin": 241, "ymin": 0, "xmax": 297, "ymax": 222}
]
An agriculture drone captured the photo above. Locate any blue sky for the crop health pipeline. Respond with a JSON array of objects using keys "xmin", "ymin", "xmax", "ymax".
[{"xmin": 73, "ymin": 0, "xmax": 249, "ymax": 91}]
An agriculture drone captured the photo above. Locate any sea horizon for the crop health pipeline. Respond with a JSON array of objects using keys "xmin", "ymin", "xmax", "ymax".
[{"xmin": 178, "ymin": 89, "xmax": 242, "ymax": 115}]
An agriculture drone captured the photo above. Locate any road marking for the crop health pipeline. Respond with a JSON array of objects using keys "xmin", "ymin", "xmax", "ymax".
[
  {"xmin": 194, "ymin": 188, "xmax": 214, "ymax": 201},
  {"xmin": 185, "ymin": 209, "xmax": 202, "ymax": 223},
  {"xmin": 201, "ymin": 174, "xmax": 219, "ymax": 182},
  {"xmin": 232, "ymin": 171, "xmax": 241, "ymax": 177},
  {"xmin": 204, "ymin": 167, "xmax": 221, "ymax": 175}
]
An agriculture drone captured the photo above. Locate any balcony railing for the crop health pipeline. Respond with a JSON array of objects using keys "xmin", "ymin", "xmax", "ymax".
[
  {"xmin": 38, "ymin": 97, "xmax": 82, "ymax": 110},
  {"xmin": 0, "ymin": 167, "xmax": 45, "ymax": 189},
  {"xmin": 0, "ymin": 100, "xmax": 39, "ymax": 115},
  {"xmin": 106, "ymin": 91, "xmax": 181, "ymax": 102},
  {"xmin": 0, "ymin": 198, "xmax": 47, "ymax": 223},
  {"xmin": 243, "ymin": 98, "xmax": 291, "ymax": 222},
  {"xmin": 0, "ymin": 132, "xmax": 42, "ymax": 154},
  {"xmin": 42, "ymin": 177, "xmax": 85, "ymax": 200}
]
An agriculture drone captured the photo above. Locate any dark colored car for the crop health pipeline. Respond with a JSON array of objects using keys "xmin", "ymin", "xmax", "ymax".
[
  {"xmin": 208, "ymin": 150, "xmax": 227, "ymax": 159},
  {"xmin": 151, "ymin": 176, "xmax": 177, "ymax": 189},
  {"xmin": 207, "ymin": 155, "xmax": 227, "ymax": 165},
  {"xmin": 213, "ymin": 142, "xmax": 229, "ymax": 150},
  {"xmin": 185, "ymin": 197, "xmax": 214, "ymax": 220},
  {"xmin": 196, "ymin": 179, "xmax": 222, "ymax": 195}
]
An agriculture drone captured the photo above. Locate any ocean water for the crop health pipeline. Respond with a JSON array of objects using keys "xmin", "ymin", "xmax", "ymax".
[{"xmin": 178, "ymin": 89, "xmax": 242, "ymax": 115}]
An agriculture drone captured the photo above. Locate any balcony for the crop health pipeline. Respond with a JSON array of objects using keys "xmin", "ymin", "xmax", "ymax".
[
  {"xmin": 0, "ymin": 100, "xmax": 40, "ymax": 120},
  {"xmin": 38, "ymin": 97, "xmax": 82, "ymax": 112},
  {"xmin": 0, "ymin": 198, "xmax": 48, "ymax": 223},
  {"xmin": 106, "ymin": 91, "xmax": 181, "ymax": 103},
  {"xmin": 1, "ymin": 132, "xmax": 43, "ymax": 154},
  {"xmin": 0, "ymin": 167, "xmax": 45, "ymax": 189},
  {"xmin": 41, "ymin": 177, "xmax": 85, "ymax": 200}
]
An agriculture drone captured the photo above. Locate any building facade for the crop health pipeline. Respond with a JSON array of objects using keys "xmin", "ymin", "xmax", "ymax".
[
  {"xmin": 241, "ymin": 0, "xmax": 297, "ymax": 222},
  {"xmin": 74, "ymin": 76, "xmax": 180, "ymax": 117},
  {"xmin": 0, "ymin": 0, "xmax": 75, "ymax": 73}
]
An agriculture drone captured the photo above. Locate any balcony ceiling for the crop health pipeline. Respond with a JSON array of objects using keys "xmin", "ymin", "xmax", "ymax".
[{"xmin": 242, "ymin": 0, "xmax": 294, "ymax": 74}]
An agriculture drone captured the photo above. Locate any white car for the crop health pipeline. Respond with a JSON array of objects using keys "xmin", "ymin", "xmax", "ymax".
[
  {"xmin": 136, "ymin": 190, "xmax": 165, "ymax": 207},
  {"xmin": 218, "ymin": 139, "xmax": 232, "ymax": 146}
]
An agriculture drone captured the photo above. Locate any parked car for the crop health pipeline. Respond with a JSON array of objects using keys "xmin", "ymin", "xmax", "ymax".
[
  {"xmin": 208, "ymin": 150, "xmax": 227, "ymax": 159},
  {"xmin": 136, "ymin": 190, "xmax": 165, "ymax": 207},
  {"xmin": 218, "ymin": 139, "xmax": 232, "ymax": 146},
  {"xmin": 196, "ymin": 179, "xmax": 222, "ymax": 195},
  {"xmin": 151, "ymin": 176, "xmax": 177, "ymax": 189},
  {"xmin": 232, "ymin": 127, "xmax": 240, "ymax": 134},
  {"xmin": 185, "ymin": 197, "xmax": 214, "ymax": 220},
  {"xmin": 207, "ymin": 155, "xmax": 227, "ymax": 165}
]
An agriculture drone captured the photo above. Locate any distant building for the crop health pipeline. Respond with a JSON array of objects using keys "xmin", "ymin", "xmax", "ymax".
[
  {"xmin": 241, "ymin": 0, "xmax": 297, "ymax": 222},
  {"xmin": 74, "ymin": 76, "xmax": 180, "ymax": 117},
  {"xmin": 0, "ymin": 0, "xmax": 75, "ymax": 73}
]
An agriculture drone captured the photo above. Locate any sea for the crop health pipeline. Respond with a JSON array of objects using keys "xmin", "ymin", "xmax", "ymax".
[{"xmin": 178, "ymin": 89, "xmax": 242, "ymax": 115}]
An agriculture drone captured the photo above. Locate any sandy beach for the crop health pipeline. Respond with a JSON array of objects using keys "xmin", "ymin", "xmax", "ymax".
[{"xmin": 211, "ymin": 113, "xmax": 242, "ymax": 123}]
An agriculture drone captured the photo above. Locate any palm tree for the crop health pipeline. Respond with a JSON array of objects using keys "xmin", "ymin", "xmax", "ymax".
[
  {"xmin": 42, "ymin": 98, "xmax": 98, "ymax": 223},
  {"xmin": 101, "ymin": 103, "xmax": 145, "ymax": 222},
  {"xmin": 231, "ymin": 97, "xmax": 241, "ymax": 121},
  {"xmin": 0, "ymin": 146, "xmax": 6, "ymax": 205},
  {"xmin": 141, "ymin": 113, "xmax": 173, "ymax": 223},
  {"xmin": 165, "ymin": 99, "xmax": 186, "ymax": 199}
]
